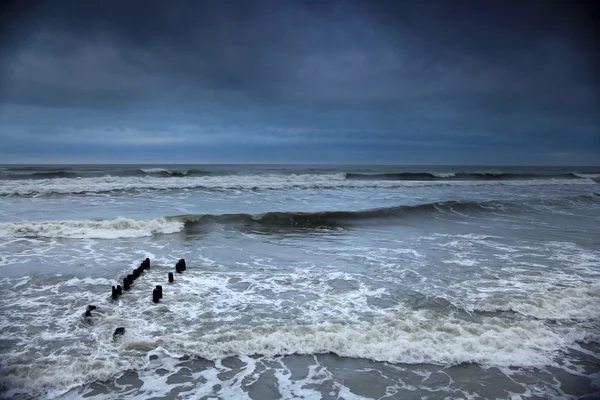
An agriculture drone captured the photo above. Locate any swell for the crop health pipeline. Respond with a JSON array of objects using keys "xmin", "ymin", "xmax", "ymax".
[
  {"xmin": 345, "ymin": 171, "xmax": 596, "ymax": 181},
  {"xmin": 0, "ymin": 168, "xmax": 212, "ymax": 180},
  {"xmin": 2, "ymin": 171, "xmax": 80, "ymax": 180},
  {"xmin": 172, "ymin": 200, "xmax": 493, "ymax": 230},
  {"xmin": 0, "ymin": 202, "xmax": 465, "ymax": 239},
  {"xmin": 174, "ymin": 193, "xmax": 600, "ymax": 230}
]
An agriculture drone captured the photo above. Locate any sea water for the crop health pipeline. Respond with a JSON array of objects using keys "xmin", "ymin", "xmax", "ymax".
[{"xmin": 0, "ymin": 164, "xmax": 599, "ymax": 399}]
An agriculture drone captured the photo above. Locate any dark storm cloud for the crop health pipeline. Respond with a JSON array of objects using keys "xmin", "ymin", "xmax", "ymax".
[
  {"xmin": 1, "ymin": 0, "xmax": 343, "ymax": 107},
  {"xmin": 2, "ymin": 0, "xmax": 595, "ymax": 108},
  {"xmin": 0, "ymin": 0, "xmax": 598, "ymax": 164}
]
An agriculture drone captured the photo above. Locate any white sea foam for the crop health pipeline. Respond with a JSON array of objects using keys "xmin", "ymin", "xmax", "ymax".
[
  {"xmin": 420, "ymin": 233, "xmax": 502, "ymax": 241},
  {"xmin": 573, "ymin": 173, "xmax": 600, "ymax": 179},
  {"xmin": 140, "ymin": 168, "xmax": 172, "ymax": 174},
  {"xmin": 0, "ymin": 217, "xmax": 184, "ymax": 239},
  {"xmin": 481, "ymin": 282, "xmax": 600, "ymax": 321},
  {"xmin": 177, "ymin": 317, "xmax": 577, "ymax": 367},
  {"xmin": 88, "ymin": 271, "xmax": 596, "ymax": 368},
  {"xmin": 140, "ymin": 167, "xmax": 190, "ymax": 175},
  {"xmin": 0, "ymin": 310, "xmax": 583, "ymax": 399},
  {"xmin": 273, "ymin": 356, "xmax": 334, "ymax": 400},
  {"xmin": 0, "ymin": 264, "xmax": 597, "ymax": 400},
  {"xmin": 0, "ymin": 173, "xmax": 594, "ymax": 196}
]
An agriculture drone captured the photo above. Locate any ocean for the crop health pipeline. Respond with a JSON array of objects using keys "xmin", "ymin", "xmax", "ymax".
[{"xmin": 0, "ymin": 164, "xmax": 599, "ymax": 399}]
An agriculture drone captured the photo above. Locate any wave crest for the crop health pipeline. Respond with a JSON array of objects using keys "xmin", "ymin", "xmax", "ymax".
[
  {"xmin": 1, "ymin": 172, "xmax": 594, "ymax": 197},
  {"xmin": 132, "ymin": 316, "xmax": 574, "ymax": 368},
  {"xmin": 3, "ymin": 195, "xmax": 599, "ymax": 238},
  {"xmin": 0, "ymin": 217, "xmax": 184, "ymax": 239},
  {"xmin": 345, "ymin": 171, "xmax": 596, "ymax": 181},
  {"xmin": 139, "ymin": 168, "xmax": 211, "ymax": 177}
]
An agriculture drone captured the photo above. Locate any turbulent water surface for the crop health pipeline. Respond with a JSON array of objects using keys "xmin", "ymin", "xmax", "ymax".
[{"xmin": 0, "ymin": 164, "xmax": 599, "ymax": 399}]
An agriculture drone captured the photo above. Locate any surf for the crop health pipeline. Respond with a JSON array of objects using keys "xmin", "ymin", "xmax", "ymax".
[
  {"xmin": 0, "ymin": 172, "xmax": 595, "ymax": 197},
  {"xmin": 3, "ymin": 194, "xmax": 598, "ymax": 239}
]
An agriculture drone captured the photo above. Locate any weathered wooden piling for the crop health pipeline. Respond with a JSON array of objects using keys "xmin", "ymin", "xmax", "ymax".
[
  {"xmin": 176, "ymin": 259, "xmax": 186, "ymax": 273},
  {"xmin": 113, "ymin": 327, "xmax": 125, "ymax": 339},
  {"xmin": 168, "ymin": 272, "xmax": 174, "ymax": 283},
  {"xmin": 152, "ymin": 288, "xmax": 160, "ymax": 303}
]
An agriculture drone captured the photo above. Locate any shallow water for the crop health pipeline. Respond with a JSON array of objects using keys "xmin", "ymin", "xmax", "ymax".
[{"xmin": 0, "ymin": 164, "xmax": 599, "ymax": 399}]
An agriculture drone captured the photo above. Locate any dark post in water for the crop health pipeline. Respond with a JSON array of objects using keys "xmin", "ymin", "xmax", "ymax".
[
  {"xmin": 175, "ymin": 258, "xmax": 186, "ymax": 273},
  {"xmin": 113, "ymin": 327, "xmax": 125, "ymax": 340},
  {"xmin": 111, "ymin": 285, "xmax": 118, "ymax": 300}
]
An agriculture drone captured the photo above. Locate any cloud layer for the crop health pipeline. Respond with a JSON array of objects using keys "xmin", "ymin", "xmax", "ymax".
[{"xmin": 0, "ymin": 0, "xmax": 598, "ymax": 164}]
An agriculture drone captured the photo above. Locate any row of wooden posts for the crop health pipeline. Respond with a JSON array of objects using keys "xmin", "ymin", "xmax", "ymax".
[{"xmin": 83, "ymin": 257, "xmax": 188, "ymax": 339}]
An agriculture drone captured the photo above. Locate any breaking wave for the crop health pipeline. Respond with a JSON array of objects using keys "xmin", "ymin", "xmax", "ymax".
[
  {"xmin": 0, "ymin": 217, "xmax": 184, "ymax": 239},
  {"xmin": 1, "ymin": 171, "xmax": 80, "ymax": 180},
  {"xmin": 0, "ymin": 167, "xmax": 212, "ymax": 180},
  {"xmin": 2, "ymin": 194, "xmax": 598, "ymax": 238},
  {"xmin": 139, "ymin": 168, "xmax": 211, "ymax": 177},
  {"xmin": 345, "ymin": 171, "xmax": 598, "ymax": 181},
  {"xmin": 1, "ymin": 273, "xmax": 596, "ymax": 399},
  {"xmin": 0, "ymin": 172, "xmax": 595, "ymax": 197}
]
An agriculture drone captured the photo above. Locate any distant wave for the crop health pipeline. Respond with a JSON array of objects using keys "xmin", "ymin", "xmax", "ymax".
[
  {"xmin": 139, "ymin": 168, "xmax": 211, "ymax": 177},
  {"xmin": 1, "ymin": 172, "xmax": 595, "ymax": 197},
  {"xmin": 345, "ymin": 172, "xmax": 595, "ymax": 181},
  {"xmin": 346, "ymin": 172, "xmax": 454, "ymax": 180},
  {"xmin": 0, "ymin": 167, "xmax": 212, "ymax": 180},
  {"xmin": 3, "ymin": 195, "xmax": 597, "ymax": 239},
  {"xmin": 1, "ymin": 171, "xmax": 80, "ymax": 180},
  {"xmin": 2, "ymin": 166, "xmax": 599, "ymax": 182}
]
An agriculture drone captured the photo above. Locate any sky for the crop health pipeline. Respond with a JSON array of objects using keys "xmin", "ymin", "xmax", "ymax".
[{"xmin": 0, "ymin": 0, "xmax": 598, "ymax": 165}]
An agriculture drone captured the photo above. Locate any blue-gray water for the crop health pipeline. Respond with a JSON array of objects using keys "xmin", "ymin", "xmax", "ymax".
[{"xmin": 0, "ymin": 164, "xmax": 599, "ymax": 399}]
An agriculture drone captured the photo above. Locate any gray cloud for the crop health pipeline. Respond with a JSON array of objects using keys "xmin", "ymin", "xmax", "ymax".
[{"xmin": 0, "ymin": 0, "xmax": 598, "ymax": 164}]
